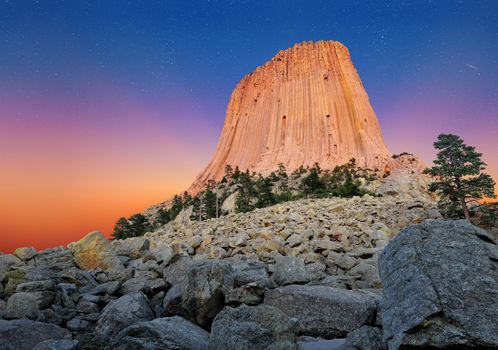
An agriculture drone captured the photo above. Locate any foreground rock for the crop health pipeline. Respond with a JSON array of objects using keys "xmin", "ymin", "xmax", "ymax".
[
  {"xmin": 181, "ymin": 260, "xmax": 234, "ymax": 328},
  {"xmin": 2, "ymin": 291, "xmax": 41, "ymax": 320},
  {"xmin": 94, "ymin": 292, "xmax": 154, "ymax": 338},
  {"xmin": 110, "ymin": 316, "xmax": 209, "ymax": 350},
  {"xmin": 70, "ymin": 231, "xmax": 124, "ymax": 279},
  {"xmin": 346, "ymin": 325, "xmax": 386, "ymax": 350},
  {"xmin": 0, "ymin": 319, "xmax": 72, "ymax": 350},
  {"xmin": 379, "ymin": 220, "xmax": 498, "ymax": 349},
  {"xmin": 209, "ymin": 304, "xmax": 297, "ymax": 350},
  {"xmin": 265, "ymin": 285, "xmax": 378, "ymax": 338}
]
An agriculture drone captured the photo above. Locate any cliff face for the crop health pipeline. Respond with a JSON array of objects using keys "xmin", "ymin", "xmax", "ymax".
[{"xmin": 190, "ymin": 40, "xmax": 391, "ymax": 193}]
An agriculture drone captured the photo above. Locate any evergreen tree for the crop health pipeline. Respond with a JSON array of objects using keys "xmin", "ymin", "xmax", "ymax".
[
  {"xmin": 170, "ymin": 195, "xmax": 183, "ymax": 220},
  {"xmin": 301, "ymin": 164, "xmax": 326, "ymax": 195},
  {"xmin": 128, "ymin": 214, "xmax": 151, "ymax": 237},
  {"xmin": 190, "ymin": 195, "xmax": 202, "ymax": 221},
  {"xmin": 204, "ymin": 188, "xmax": 217, "ymax": 219},
  {"xmin": 182, "ymin": 191, "xmax": 193, "ymax": 207},
  {"xmin": 276, "ymin": 163, "xmax": 289, "ymax": 192},
  {"xmin": 112, "ymin": 217, "xmax": 130, "ymax": 240},
  {"xmin": 224, "ymin": 164, "xmax": 234, "ymax": 180},
  {"xmin": 425, "ymin": 134, "xmax": 496, "ymax": 221},
  {"xmin": 155, "ymin": 208, "xmax": 171, "ymax": 226},
  {"xmin": 255, "ymin": 177, "xmax": 276, "ymax": 208},
  {"xmin": 235, "ymin": 171, "xmax": 255, "ymax": 212},
  {"xmin": 232, "ymin": 166, "xmax": 242, "ymax": 183},
  {"xmin": 334, "ymin": 171, "xmax": 363, "ymax": 198}
]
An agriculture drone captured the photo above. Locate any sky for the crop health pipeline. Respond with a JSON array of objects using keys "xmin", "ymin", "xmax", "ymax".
[{"xmin": 1, "ymin": 0, "xmax": 497, "ymax": 253}]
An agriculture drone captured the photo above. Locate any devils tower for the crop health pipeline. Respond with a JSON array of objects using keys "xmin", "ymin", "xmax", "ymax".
[{"xmin": 190, "ymin": 40, "xmax": 392, "ymax": 193}]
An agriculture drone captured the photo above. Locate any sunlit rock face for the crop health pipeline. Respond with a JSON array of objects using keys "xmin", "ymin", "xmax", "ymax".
[{"xmin": 190, "ymin": 40, "xmax": 391, "ymax": 192}]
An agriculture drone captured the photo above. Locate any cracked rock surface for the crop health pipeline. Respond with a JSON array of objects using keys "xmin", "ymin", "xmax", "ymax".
[{"xmin": 379, "ymin": 220, "xmax": 498, "ymax": 349}]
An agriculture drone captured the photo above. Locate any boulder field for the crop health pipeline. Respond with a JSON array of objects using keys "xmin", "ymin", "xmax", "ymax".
[{"xmin": 1, "ymin": 211, "xmax": 497, "ymax": 349}]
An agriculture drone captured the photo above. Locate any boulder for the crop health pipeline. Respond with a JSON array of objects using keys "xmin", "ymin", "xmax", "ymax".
[
  {"xmin": 226, "ymin": 260, "xmax": 269, "ymax": 305},
  {"xmin": 66, "ymin": 317, "xmax": 92, "ymax": 332},
  {"xmin": 163, "ymin": 255, "xmax": 193, "ymax": 285},
  {"xmin": 265, "ymin": 285, "xmax": 378, "ymax": 338},
  {"xmin": 15, "ymin": 279, "xmax": 56, "ymax": 293},
  {"xmin": 13, "ymin": 247, "xmax": 38, "ymax": 261},
  {"xmin": 109, "ymin": 316, "xmax": 209, "ymax": 350},
  {"xmin": 181, "ymin": 260, "xmax": 234, "ymax": 328},
  {"xmin": 379, "ymin": 220, "xmax": 498, "ymax": 349},
  {"xmin": 70, "ymin": 231, "xmax": 124, "ymax": 279},
  {"xmin": 2, "ymin": 292, "xmax": 41, "ymax": 320},
  {"xmin": 298, "ymin": 338, "xmax": 356, "ymax": 350},
  {"xmin": 112, "ymin": 237, "xmax": 150, "ymax": 259},
  {"xmin": 94, "ymin": 292, "xmax": 154, "ymax": 339},
  {"xmin": 349, "ymin": 262, "xmax": 381, "ymax": 288},
  {"xmin": 89, "ymin": 280, "xmax": 121, "ymax": 295},
  {"xmin": 75, "ymin": 300, "xmax": 99, "ymax": 314},
  {"xmin": 3, "ymin": 266, "xmax": 55, "ymax": 296},
  {"xmin": 346, "ymin": 326, "xmax": 386, "ymax": 350},
  {"xmin": 0, "ymin": 319, "xmax": 71, "ymax": 350},
  {"xmin": 32, "ymin": 339, "xmax": 78, "ymax": 350},
  {"xmin": 162, "ymin": 282, "xmax": 186, "ymax": 316},
  {"xmin": 231, "ymin": 260, "xmax": 269, "ymax": 286},
  {"xmin": 209, "ymin": 304, "xmax": 298, "ymax": 350},
  {"xmin": 0, "ymin": 254, "xmax": 23, "ymax": 276},
  {"xmin": 30, "ymin": 247, "xmax": 75, "ymax": 271},
  {"xmin": 57, "ymin": 267, "xmax": 96, "ymax": 287},
  {"xmin": 273, "ymin": 256, "xmax": 311, "ymax": 286}
]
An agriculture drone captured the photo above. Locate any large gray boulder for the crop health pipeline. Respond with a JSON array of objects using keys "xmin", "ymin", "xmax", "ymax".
[
  {"xmin": 379, "ymin": 220, "xmax": 498, "ymax": 349},
  {"xmin": 265, "ymin": 285, "xmax": 378, "ymax": 338},
  {"xmin": 273, "ymin": 256, "xmax": 311, "ymax": 286},
  {"xmin": 346, "ymin": 325, "xmax": 386, "ymax": 350},
  {"xmin": 112, "ymin": 237, "xmax": 150, "ymax": 259},
  {"xmin": 32, "ymin": 339, "xmax": 78, "ymax": 350},
  {"xmin": 208, "ymin": 304, "xmax": 298, "ymax": 350},
  {"xmin": 2, "ymin": 292, "xmax": 41, "ymax": 320},
  {"xmin": 3, "ymin": 266, "xmax": 55, "ymax": 296},
  {"xmin": 163, "ymin": 254, "xmax": 193, "ymax": 286},
  {"xmin": 0, "ymin": 254, "xmax": 23, "ymax": 276},
  {"xmin": 226, "ymin": 260, "xmax": 270, "ymax": 305},
  {"xmin": 94, "ymin": 292, "xmax": 154, "ymax": 338},
  {"xmin": 0, "ymin": 319, "xmax": 71, "ymax": 350},
  {"xmin": 181, "ymin": 260, "xmax": 234, "ymax": 328},
  {"xmin": 109, "ymin": 316, "xmax": 209, "ymax": 350}
]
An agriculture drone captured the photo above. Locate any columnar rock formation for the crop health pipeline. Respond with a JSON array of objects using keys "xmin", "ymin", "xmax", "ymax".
[{"xmin": 190, "ymin": 40, "xmax": 391, "ymax": 192}]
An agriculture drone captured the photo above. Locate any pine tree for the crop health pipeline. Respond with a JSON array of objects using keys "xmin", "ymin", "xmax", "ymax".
[
  {"xmin": 224, "ymin": 165, "xmax": 234, "ymax": 180},
  {"xmin": 182, "ymin": 191, "xmax": 193, "ymax": 207},
  {"xmin": 235, "ymin": 171, "xmax": 255, "ymax": 212},
  {"xmin": 232, "ymin": 166, "xmax": 242, "ymax": 183},
  {"xmin": 204, "ymin": 188, "xmax": 217, "ymax": 219},
  {"xmin": 128, "ymin": 214, "xmax": 152, "ymax": 237},
  {"xmin": 255, "ymin": 177, "xmax": 277, "ymax": 208},
  {"xmin": 155, "ymin": 208, "xmax": 171, "ymax": 226},
  {"xmin": 301, "ymin": 164, "xmax": 326, "ymax": 195},
  {"xmin": 112, "ymin": 217, "xmax": 130, "ymax": 240},
  {"xmin": 170, "ymin": 195, "xmax": 183, "ymax": 220},
  {"xmin": 190, "ymin": 195, "xmax": 202, "ymax": 221},
  {"xmin": 276, "ymin": 163, "xmax": 289, "ymax": 192},
  {"xmin": 426, "ymin": 134, "xmax": 496, "ymax": 221}
]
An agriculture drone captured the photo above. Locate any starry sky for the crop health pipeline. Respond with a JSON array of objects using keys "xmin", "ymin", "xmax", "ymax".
[{"xmin": 1, "ymin": 1, "xmax": 497, "ymax": 252}]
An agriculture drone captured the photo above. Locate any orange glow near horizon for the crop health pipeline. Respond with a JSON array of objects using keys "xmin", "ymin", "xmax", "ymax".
[{"xmin": 0, "ymin": 94, "xmax": 217, "ymax": 253}]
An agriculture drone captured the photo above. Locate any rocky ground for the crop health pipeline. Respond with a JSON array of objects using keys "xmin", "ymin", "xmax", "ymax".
[
  {"xmin": 1, "ymin": 170, "xmax": 497, "ymax": 349},
  {"xmin": 1, "ymin": 219, "xmax": 497, "ymax": 350}
]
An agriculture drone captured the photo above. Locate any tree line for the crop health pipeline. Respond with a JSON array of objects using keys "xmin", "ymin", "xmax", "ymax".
[{"xmin": 112, "ymin": 133, "xmax": 497, "ymax": 240}]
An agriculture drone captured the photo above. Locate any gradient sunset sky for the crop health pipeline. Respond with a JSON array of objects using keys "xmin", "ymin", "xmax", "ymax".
[{"xmin": 1, "ymin": 1, "xmax": 497, "ymax": 253}]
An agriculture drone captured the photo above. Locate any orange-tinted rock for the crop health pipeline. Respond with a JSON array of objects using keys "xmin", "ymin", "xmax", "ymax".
[
  {"xmin": 190, "ymin": 41, "xmax": 391, "ymax": 193},
  {"xmin": 70, "ymin": 231, "xmax": 124, "ymax": 279}
]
